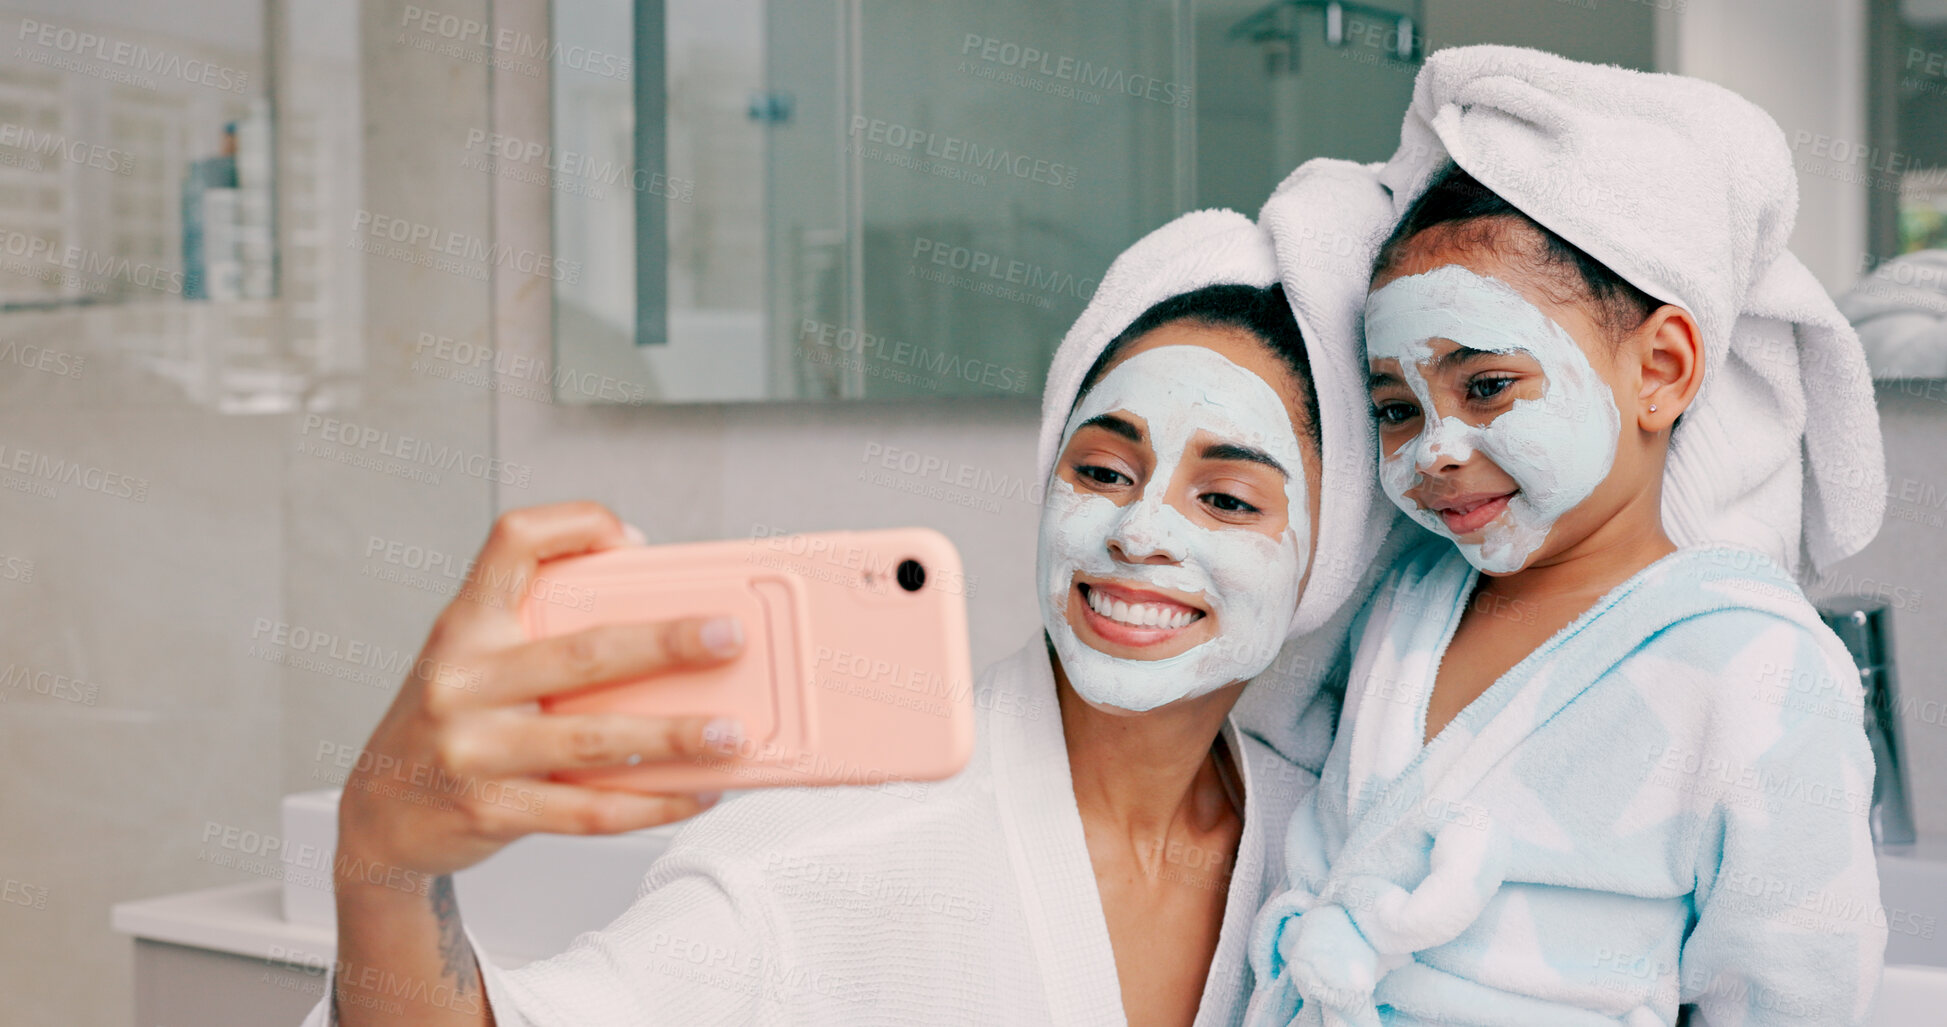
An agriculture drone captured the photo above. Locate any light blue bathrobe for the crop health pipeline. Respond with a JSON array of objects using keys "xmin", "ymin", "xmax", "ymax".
[{"xmin": 1245, "ymin": 538, "xmax": 1886, "ymax": 1026}]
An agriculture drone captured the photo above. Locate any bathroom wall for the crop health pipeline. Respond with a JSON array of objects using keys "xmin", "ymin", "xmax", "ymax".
[
  {"xmin": 0, "ymin": 1, "xmax": 495, "ymax": 1022},
  {"xmin": 0, "ymin": 5, "xmax": 289, "ymax": 1023},
  {"xmin": 273, "ymin": 0, "xmax": 497, "ymax": 799},
  {"xmin": 1667, "ymin": 0, "xmax": 1870, "ymax": 293}
]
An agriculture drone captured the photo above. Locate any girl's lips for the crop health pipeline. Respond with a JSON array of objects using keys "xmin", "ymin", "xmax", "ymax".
[
  {"xmin": 1435, "ymin": 492, "xmax": 1514, "ymax": 536},
  {"xmin": 1074, "ymin": 582, "xmax": 1206, "ymax": 649}
]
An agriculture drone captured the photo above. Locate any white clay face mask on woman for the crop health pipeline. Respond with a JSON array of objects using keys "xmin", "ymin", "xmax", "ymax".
[
  {"xmin": 1037, "ymin": 344, "xmax": 1311, "ymax": 712},
  {"xmin": 1364, "ymin": 264, "xmax": 1620, "ymax": 574}
]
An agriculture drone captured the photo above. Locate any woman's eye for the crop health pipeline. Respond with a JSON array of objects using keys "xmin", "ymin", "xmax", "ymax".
[
  {"xmin": 1370, "ymin": 400, "xmax": 1418, "ymax": 426},
  {"xmin": 1466, "ymin": 376, "xmax": 1518, "ymax": 402},
  {"xmin": 1202, "ymin": 492, "xmax": 1261, "ymax": 515},
  {"xmin": 1075, "ymin": 464, "xmax": 1131, "ymax": 487}
]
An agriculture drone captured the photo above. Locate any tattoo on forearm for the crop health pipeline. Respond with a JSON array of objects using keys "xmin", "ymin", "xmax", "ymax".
[{"xmin": 431, "ymin": 874, "xmax": 479, "ymax": 998}]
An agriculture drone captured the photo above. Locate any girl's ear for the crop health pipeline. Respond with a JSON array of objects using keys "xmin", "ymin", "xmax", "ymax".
[{"xmin": 1632, "ymin": 305, "xmax": 1703, "ymax": 433}]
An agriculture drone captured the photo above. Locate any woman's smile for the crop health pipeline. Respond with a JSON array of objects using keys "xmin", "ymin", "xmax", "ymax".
[{"xmin": 1073, "ymin": 579, "xmax": 1210, "ymax": 650}]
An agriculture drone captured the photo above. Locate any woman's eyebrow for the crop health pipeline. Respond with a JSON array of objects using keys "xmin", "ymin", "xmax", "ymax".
[
  {"xmin": 1434, "ymin": 345, "xmax": 1502, "ymax": 371},
  {"xmin": 1368, "ymin": 369, "xmax": 1404, "ymax": 389},
  {"xmin": 1077, "ymin": 413, "xmax": 1143, "ymax": 443},
  {"xmin": 1200, "ymin": 442, "xmax": 1287, "ymax": 479}
]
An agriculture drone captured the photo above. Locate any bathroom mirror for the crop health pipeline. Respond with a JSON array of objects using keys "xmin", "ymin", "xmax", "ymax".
[
  {"xmin": 550, "ymin": 0, "xmax": 1656, "ymax": 404},
  {"xmin": 1849, "ymin": 0, "xmax": 1947, "ymax": 380}
]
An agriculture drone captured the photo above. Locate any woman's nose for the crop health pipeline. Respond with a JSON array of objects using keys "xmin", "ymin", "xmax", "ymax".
[{"xmin": 1105, "ymin": 491, "xmax": 1186, "ymax": 565}]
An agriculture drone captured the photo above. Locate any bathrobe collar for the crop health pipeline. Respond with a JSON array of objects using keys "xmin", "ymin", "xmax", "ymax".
[{"xmin": 987, "ymin": 636, "xmax": 1280, "ymax": 1026}]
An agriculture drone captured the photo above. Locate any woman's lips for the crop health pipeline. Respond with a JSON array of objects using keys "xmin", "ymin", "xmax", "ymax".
[
  {"xmin": 1433, "ymin": 492, "xmax": 1514, "ymax": 536},
  {"xmin": 1076, "ymin": 581, "xmax": 1206, "ymax": 648}
]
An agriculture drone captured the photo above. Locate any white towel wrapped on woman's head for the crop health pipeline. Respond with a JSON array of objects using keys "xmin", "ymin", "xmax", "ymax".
[
  {"xmin": 1034, "ymin": 210, "xmax": 1278, "ymax": 488},
  {"xmin": 1257, "ymin": 159, "xmax": 1407, "ymax": 635},
  {"xmin": 1376, "ymin": 44, "xmax": 1886, "ymax": 574},
  {"xmin": 1035, "ymin": 208, "xmax": 1388, "ymax": 639}
]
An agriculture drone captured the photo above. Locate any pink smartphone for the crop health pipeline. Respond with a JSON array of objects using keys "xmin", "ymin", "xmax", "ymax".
[{"xmin": 521, "ymin": 527, "xmax": 975, "ymax": 793}]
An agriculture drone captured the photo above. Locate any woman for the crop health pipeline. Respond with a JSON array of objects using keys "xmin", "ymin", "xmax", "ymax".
[{"xmin": 305, "ymin": 197, "xmax": 1398, "ymax": 1027}]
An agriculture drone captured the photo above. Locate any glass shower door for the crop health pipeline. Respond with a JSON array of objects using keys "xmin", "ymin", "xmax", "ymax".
[
  {"xmin": 766, "ymin": 0, "xmax": 1195, "ymax": 401},
  {"xmin": 1197, "ymin": 0, "xmax": 1420, "ymax": 214}
]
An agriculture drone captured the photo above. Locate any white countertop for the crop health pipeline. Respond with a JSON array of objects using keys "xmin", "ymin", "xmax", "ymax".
[
  {"xmin": 112, "ymin": 880, "xmax": 338, "ymax": 967},
  {"xmin": 111, "ymin": 786, "xmax": 680, "ymax": 972},
  {"xmin": 110, "ymin": 880, "xmax": 537, "ymax": 970}
]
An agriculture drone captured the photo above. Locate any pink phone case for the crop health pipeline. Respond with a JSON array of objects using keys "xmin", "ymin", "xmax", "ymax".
[{"xmin": 522, "ymin": 528, "xmax": 975, "ymax": 793}]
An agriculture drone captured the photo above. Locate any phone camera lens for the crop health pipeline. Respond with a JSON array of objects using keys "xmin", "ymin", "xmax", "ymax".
[{"xmin": 895, "ymin": 559, "xmax": 926, "ymax": 592}]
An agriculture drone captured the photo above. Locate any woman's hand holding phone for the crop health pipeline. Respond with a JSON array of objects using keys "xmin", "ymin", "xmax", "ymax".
[
  {"xmin": 336, "ymin": 501, "xmax": 746, "ymax": 882},
  {"xmin": 330, "ymin": 502, "xmax": 747, "ymax": 1026},
  {"xmin": 326, "ymin": 503, "xmax": 972, "ymax": 1025}
]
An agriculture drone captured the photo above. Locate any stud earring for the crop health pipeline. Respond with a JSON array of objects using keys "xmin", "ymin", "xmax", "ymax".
[{"xmin": 1648, "ymin": 404, "xmax": 1658, "ymax": 413}]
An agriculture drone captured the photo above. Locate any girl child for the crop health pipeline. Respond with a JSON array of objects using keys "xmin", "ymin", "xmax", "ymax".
[{"xmin": 1248, "ymin": 48, "xmax": 1886, "ymax": 1027}]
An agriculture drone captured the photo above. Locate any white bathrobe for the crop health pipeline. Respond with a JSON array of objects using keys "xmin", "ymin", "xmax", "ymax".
[
  {"xmin": 301, "ymin": 637, "xmax": 1338, "ymax": 1026},
  {"xmin": 1246, "ymin": 539, "xmax": 1885, "ymax": 1026}
]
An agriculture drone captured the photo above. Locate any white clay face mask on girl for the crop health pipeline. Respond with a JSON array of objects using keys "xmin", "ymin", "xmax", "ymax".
[
  {"xmin": 1364, "ymin": 264, "xmax": 1620, "ymax": 573},
  {"xmin": 1037, "ymin": 345, "xmax": 1310, "ymax": 712}
]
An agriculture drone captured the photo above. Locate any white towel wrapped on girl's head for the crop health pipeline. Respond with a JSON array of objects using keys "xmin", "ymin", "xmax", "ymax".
[{"xmin": 1376, "ymin": 44, "xmax": 1886, "ymax": 575}]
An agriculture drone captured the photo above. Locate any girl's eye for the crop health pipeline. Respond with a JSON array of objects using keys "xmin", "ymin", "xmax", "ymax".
[
  {"xmin": 1202, "ymin": 492, "xmax": 1261, "ymax": 515},
  {"xmin": 1371, "ymin": 400, "xmax": 1419, "ymax": 426},
  {"xmin": 1075, "ymin": 464, "xmax": 1131, "ymax": 487},
  {"xmin": 1466, "ymin": 376, "xmax": 1518, "ymax": 402}
]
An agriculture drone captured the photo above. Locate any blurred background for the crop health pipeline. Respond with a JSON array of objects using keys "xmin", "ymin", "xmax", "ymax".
[{"xmin": 1, "ymin": 1, "xmax": 1943, "ymax": 1023}]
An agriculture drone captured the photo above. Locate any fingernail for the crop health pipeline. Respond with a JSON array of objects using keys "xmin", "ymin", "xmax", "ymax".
[
  {"xmin": 695, "ymin": 791, "xmax": 723, "ymax": 808},
  {"xmin": 621, "ymin": 523, "xmax": 647, "ymax": 545},
  {"xmin": 702, "ymin": 717, "xmax": 745, "ymax": 754},
  {"xmin": 700, "ymin": 616, "xmax": 742, "ymax": 656}
]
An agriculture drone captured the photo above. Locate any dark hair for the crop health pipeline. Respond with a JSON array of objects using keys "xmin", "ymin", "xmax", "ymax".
[
  {"xmin": 1374, "ymin": 163, "xmax": 1658, "ymax": 340},
  {"xmin": 1073, "ymin": 282, "xmax": 1320, "ymax": 444}
]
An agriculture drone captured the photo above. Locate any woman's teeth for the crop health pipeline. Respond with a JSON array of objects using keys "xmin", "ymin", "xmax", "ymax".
[{"xmin": 1085, "ymin": 587, "xmax": 1198, "ymax": 629}]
